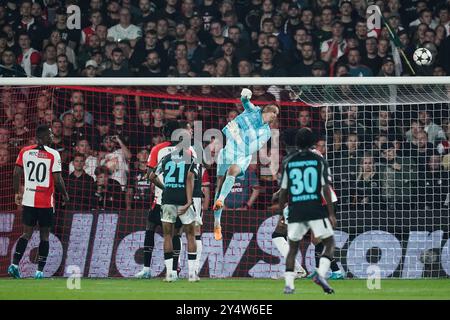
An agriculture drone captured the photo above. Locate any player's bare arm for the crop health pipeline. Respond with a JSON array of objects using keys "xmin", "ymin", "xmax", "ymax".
[
  {"xmin": 53, "ymin": 172, "xmax": 69, "ymax": 203},
  {"xmin": 278, "ymin": 188, "xmax": 288, "ymax": 211},
  {"xmin": 149, "ymin": 170, "xmax": 165, "ymax": 190},
  {"xmin": 178, "ymin": 171, "xmax": 194, "ymax": 215},
  {"xmin": 13, "ymin": 165, "xmax": 23, "ymax": 206}
]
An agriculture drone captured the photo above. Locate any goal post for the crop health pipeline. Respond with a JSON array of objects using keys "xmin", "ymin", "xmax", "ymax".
[{"xmin": 0, "ymin": 77, "xmax": 449, "ymax": 279}]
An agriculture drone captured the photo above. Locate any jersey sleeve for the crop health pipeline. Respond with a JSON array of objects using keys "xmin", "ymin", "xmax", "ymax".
[
  {"xmin": 15, "ymin": 148, "xmax": 25, "ymax": 167},
  {"xmin": 241, "ymin": 96, "xmax": 259, "ymax": 112},
  {"xmin": 281, "ymin": 162, "xmax": 288, "ymax": 189},
  {"xmin": 320, "ymin": 158, "xmax": 330, "ymax": 187},
  {"xmin": 52, "ymin": 151, "xmax": 62, "ymax": 173},
  {"xmin": 147, "ymin": 145, "xmax": 159, "ymax": 169},
  {"xmin": 155, "ymin": 157, "xmax": 164, "ymax": 175}
]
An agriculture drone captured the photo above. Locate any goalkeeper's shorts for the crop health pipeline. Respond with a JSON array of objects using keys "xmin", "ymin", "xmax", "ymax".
[{"xmin": 216, "ymin": 142, "xmax": 252, "ymax": 179}]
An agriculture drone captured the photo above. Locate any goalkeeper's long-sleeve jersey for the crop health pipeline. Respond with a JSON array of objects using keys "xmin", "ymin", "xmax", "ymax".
[{"xmin": 222, "ymin": 97, "xmax": 272, "ymax": 156}]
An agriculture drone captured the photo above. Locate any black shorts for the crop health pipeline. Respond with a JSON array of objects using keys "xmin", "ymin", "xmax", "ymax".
[
  {"xmin": 22, "ymin": 206, "xmax": 54, "ymax": 228},
  {"xmin": 148, "ymin": 204, "xmax": 182, "ymax": 229}
]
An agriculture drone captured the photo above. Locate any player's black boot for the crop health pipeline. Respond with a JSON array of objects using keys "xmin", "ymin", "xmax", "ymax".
[{"xmin": 313, "ymin": 274, "xmax": 335, "ymax": 294}]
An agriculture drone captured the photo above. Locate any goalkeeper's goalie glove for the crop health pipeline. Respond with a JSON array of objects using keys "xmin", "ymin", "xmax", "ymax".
[{"xmin": 241, "ymin": 88, "xmax": 252, "ymax": 100}]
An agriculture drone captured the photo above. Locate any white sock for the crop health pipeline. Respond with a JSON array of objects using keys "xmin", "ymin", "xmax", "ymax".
[
  {"xmin": 273, "ymin": 237, "xmax": 303, "ymax": 272},
  {"xmin": 165, "ymin": 258, "xmax": 173, "ymax": 279},
  {"xmin": 188, "ymin": 252, "xmax": 197, "ymax": 278},
  {"xmin": 273, "ymin": 236, "xmax": 289, "ymax": 257},
  {"xmin": 317, "ymin": 257, "xmax": 331, "ymax": 278},
  {"xmin": 142, "ymin": 266, "xmax": 150, "ymax": 273},
  {"xmin": 196, "ymin": 239, "xmax": 202, "ymax": 274},
  {"xmin": 285, "ymin": 271, "xmax": 296, "ymax": 289}
]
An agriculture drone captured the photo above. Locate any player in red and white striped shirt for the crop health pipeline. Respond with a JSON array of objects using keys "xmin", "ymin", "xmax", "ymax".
[{"xmin": 8, "ymin": 125, "xmax": 69, "ymax": 279}]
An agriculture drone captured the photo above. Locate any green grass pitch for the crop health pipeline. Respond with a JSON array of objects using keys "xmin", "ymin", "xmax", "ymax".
[{"xmin": 0, "ymin": 278, "xmax": 449, "ymax": 300}]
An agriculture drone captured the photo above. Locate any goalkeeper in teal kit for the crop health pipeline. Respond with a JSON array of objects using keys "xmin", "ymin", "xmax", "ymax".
[{"xmin": 213, "ymin": 88, "xmax": 279, "ymax": 240}]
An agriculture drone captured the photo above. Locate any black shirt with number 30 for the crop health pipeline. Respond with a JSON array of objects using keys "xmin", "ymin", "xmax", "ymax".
[
  {"xmin": 156, "ymin": 149, "xmax": 199, "ymax": 206},
  {"xmin": 281, "ymin": 150, "xmax": 330, "ymax": 223}
]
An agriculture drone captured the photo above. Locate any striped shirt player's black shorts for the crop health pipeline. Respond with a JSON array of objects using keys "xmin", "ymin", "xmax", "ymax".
[{"xmin": 22, "ymin": 206, "xmax": 54, "ymax": 228}]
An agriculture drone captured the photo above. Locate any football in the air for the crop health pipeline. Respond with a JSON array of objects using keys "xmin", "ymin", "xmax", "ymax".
[{"xmin": 413, "ymin": 47, "xmax": 433, "ymax": 66}]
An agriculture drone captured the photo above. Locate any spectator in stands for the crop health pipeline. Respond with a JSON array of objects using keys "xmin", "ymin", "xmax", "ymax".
[
  {"xmin": 206, "ymin": 20, "xmax": 226, "ymax": 55},
  {"xmin": 314, "ymin": 6, "xmax": 334, "ymax": 46},
  {"xmin": 347, "ymin": 48, "xmax": 373, "ymax": 76},
  {"xmin": 0, "ymin": 127, "xmax": 9, "ymax": 150},
  {"xmin": 419, "ymin": 154, "xmax": 450, "ymax": 209},
  {"xmin": 49, "ymin": 119, "xmax": 69, "ymax": 162},
  {"xmin": 379, "ymin": 142, "xmax": 418, "ymax": 207},
  {"xmin": 137, "ymin": 50, "xmax": 166, "ymax": 77},
  {"xmin": 103, "ymin": 47, "xmax": 131, "ymax": 77},
  {"xmin": 411, "ymin": 130, "xmax": 436, "ymax": 172},
  {"xmin": 0, "ymin": 49, "xmax": 26, "ymax": 77},
  {"xmin": 110, "ymin": 102, "xmax": 133, "ymax": 147},
  {"xmin": 35, "ymin": 44, "xmax": 58, "ymax": 77},
  {"xmin": 17, "ymin": 32, "xmax": 40, "ymax": 77},
  {"xmin": 83, "ymin": 60, "xmax": 99, "ymax": 77},
  {"xmin": 67, "ymin": 153, "xmax": 95, "ymax": 211},
  {"xmin": 257, "ymin": 46, "xmax": 286, "ymax": 76},
  {"xmin": 9, "ymin": 113, "xmax": 30, "ymax": 150},
  {"xmin": 361, "ymin": 37, "xmax": 382, "ymax": 75},
  {"xmin": 290, "ymin": 42, "xmax": 316, "ymax": 77},
  {"xmin": 377, "ymin": 38, "xmax": 390, "ymax": 60},
  {"xmin": 55, "ymin": 54, "xmax": 77, "ymax": 77},
  {"xmin": 418, "ymin": 110, "xmax": 446, "ymax": 144},
  {"xmin": 81, "ymin": 10, "xmax": 103, "ymax": 47},
  {"xmin": 354, "ymin": 153, "xmax": 381, "ymax": 208},
  {"xmin": 93, "ymin": 165, "xmax": 126, "ymax": 210},
  {"xmin": 0, "ymin": 147, "xmax": 9, "ymax": 166},
  {"xmin": 237, "ymin": 58, "xmax": 253, "ymax": 77},
  {"xmin": 156, "ymin": 18, "xmax": 174, "ymax": 51},
  {"xmin": 93, "ymin": 118, "xmax": 111, "ymax": 152},
  {"xmin": 127, "ymin": 148, "xmax": 152, "ymax": 210},
  {"xmin": 216, "ymin": 38, "xmax": 238, "ymax": 74},
  {"xmin": 228, "ymin": 25, "xmax": 251, "ymax": 60},
  {"xmin": 107, "ymin": 7, "xmax": 142, "ymax": 48},
  {"xmin": 321, "ymin": 20, "xmax": 347, "ymax": 70},
  {"xmin": 378, "ymin": 56, "xmax": 396, "ymax": 76},
  {"xmin": 185, "ymin": 28, "xmax": 208, "ymax": 74},
  {"xmin": 99, "ymin": 134, "xmax": 131, "ymax": 189},
  {"xmin": 337, "ymin": 105, "xmax": 367, "ymax": 140},
  {"xmin": 224, "ymin": 165, "xmax": 260, "ymax": 210},
  {"xmin": 69, "ymin": 139, "xmax": 98, "ymax": 180},
  {"xmin": 12, "ymin": 0, "xmax": 46, "ymax": 51},
  {"xmin": 71, "ymin": 103, "xmax": 95, "ymax": 147}
]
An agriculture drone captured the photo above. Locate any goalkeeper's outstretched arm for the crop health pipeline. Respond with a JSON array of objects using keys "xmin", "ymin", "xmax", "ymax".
[{"xmin": 240, "ymin": 88, "xmax": 258, "ymax": 112}]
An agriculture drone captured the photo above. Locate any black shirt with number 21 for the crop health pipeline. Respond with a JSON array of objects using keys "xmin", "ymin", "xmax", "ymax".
[
  {"xmin": 156, "ymin": 149, "xmax": 199, "ymax": 206},
  {"xmin": 281, "ymin": 150, "xmax": 330, "ymax": 223}
]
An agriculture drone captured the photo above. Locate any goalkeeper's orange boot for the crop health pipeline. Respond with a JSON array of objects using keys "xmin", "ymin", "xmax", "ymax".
[
  {"xmin": 214, "ymin": 225, "xmax": 222, "ymax": 241},
  {"xmin": 213, "ymin": 199, "xmax": 224, "ymax": 211}
]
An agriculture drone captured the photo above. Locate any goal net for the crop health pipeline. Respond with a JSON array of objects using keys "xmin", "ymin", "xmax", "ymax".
[{"xmin": 0, "ymin": 77, "xmax": 449, "ymax": 279}]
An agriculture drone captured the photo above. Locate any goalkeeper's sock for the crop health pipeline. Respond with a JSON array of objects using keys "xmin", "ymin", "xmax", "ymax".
[
  {"xmin": 13, "ymin": 237, "xmax": 29, "ymax": 265},
  {"xmin": 317, "ymin": 256, "xmax": 332, "ymax": 278},
  {"xmin": 172, "ymin": 235, "xmax": 181, "ymax": 273},
  {"xmin": 214, "ymin": 208, "xmax": 223, "ymax": 227},
  {"xmin": 315, "ymin": 242, "xmax": 325, "ymax": 268},
  {"xmin": 164, "ymin": 252, "xmax": 173, "ymax": 279},
  {"xmin": 330, "ymin": 259, "xmax": 340, "ymax": 272},
  {"xmin": 37, "ymin": 241, "xmax": 49, "ymax": 272},
  {"xmin": 143, "ymin": 230, "xmax": 154, "ymax": 268},
  {"xmin": 217, "ymin": 175, "xmax": 235, "ymax": 203},
  {"xmin": 195, "ymin": 235, "xmax": 202, "ymax": 274}
]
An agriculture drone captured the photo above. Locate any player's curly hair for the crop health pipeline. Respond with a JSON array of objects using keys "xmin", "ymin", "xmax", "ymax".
[{"xmin": 296, "ymin": 127, "xmax": 314, "ymax": 149}]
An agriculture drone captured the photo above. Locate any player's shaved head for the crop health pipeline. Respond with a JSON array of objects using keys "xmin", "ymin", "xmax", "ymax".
[
  {"xmin": 296, "ymin": 127, "xmax": 314, "ymax": 149},
  {"xmin": 36, "ymin": 124, "xmax": 52, "ymax": 145},
  {"xmin": 163, "ymin": 120, "xmax": 180, "ymax": 139},
  {"xmin": 283, "ymin": 128, "xmax": 299, "ymax": 147}
]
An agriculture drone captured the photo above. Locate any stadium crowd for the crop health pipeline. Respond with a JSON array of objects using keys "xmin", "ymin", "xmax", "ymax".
[
  {"xmin": 0, "ymin": 0, "xmax": 449, "ymax": 214},
  {"xmin": 0, "ymin": 0, "xmax": 449, "ymax": 78}
]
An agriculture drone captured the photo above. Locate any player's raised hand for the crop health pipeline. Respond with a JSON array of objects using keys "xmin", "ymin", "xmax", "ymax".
[
  {"xmin": 241, "ymin": 88, "xmax": 252, "ymax": 100},
  {"xmin": 14, "ymin": 193, "xmax": 22, "ymax": 206}
]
